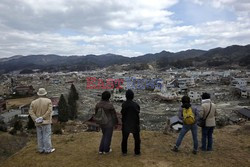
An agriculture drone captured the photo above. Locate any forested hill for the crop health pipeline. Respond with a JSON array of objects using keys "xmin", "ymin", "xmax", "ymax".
[{"xmin": 0, "ymin": 44, "xmax": 249, "ymax": 73}]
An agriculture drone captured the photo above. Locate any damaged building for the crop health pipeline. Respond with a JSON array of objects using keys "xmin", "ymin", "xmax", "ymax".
[{"xmin": 0, "ymin": 97, "xmax": 7, "ymax": 113}]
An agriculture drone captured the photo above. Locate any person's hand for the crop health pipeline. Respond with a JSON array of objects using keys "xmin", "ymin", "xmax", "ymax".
[{"xmin": 35, "ymin": 117, "xmax": 43, "ymax": 123}]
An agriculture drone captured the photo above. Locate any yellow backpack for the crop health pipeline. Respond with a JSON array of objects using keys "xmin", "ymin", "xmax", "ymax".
[{"xmin": 183, "ymin": 107, "xmax": 195, "ymax": 125}]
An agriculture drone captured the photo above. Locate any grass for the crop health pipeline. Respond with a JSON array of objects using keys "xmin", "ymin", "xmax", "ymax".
[
  {"xmin": 0, "ymin": 132, "xmax": 29, "ymax": 163},
  {"xmin": 1, "ymin": 124, "xmax": 250, "ymax": 167}
]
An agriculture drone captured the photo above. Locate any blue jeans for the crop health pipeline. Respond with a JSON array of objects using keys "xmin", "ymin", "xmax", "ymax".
[
  {"xmin": 99, "ymin": 127, "xmax": 114, "ymax": 152},
  {"xmin": 36, "ymin": 124, "xmax": 53, "ymax": 152},
  {"xmin": 201, "ymin": 127, "xmax": 214, "ymax": 151},
  {"xmin": 176, "ymin": 124, "xmax": 198, "ymax": 151}
]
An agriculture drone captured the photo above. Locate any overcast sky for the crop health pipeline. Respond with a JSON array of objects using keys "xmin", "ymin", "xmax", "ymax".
[{"xmin": 0, "ymin": 0, "xmax": 250, "ymax": 58}]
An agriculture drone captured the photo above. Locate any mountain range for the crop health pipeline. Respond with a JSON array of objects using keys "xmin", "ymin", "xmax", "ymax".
[{"xmin": 0, "ymin": 44, "xmax": 249, "ymax": 73}]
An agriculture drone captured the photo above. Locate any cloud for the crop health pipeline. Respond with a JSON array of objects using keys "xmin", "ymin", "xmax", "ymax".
[
  {"xmin": 191, "ymin": 0, "xmax": 250, "ymax": 16},
  {"xmin": 0, "ymin": 0, "xmax": 250, "ymax": 58},
  {"xmin": 0, "ymin": 0, "xmax": 178, "ymax": 32}
]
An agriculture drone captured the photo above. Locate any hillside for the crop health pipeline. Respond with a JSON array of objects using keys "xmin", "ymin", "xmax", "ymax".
[
  {"xmin": 0, "ymin": 44, "xmax": 249, "ymax": 73},
  {"xmin": 1, "ymin": 124, "xmax": 250, "ymax": 167}
]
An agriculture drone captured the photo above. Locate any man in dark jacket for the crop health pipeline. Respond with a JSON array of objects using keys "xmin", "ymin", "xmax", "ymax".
[
  {"xmin": 95, "ymin": 91, "xmax": 118, "ymax": 154},
  {"xmin": 121, "ymin": 89, "xmax": 141, "ymax": 156}
]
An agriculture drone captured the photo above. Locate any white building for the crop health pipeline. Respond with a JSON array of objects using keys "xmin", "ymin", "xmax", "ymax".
[
  {"xmin": 241, "ymin": 87, "xmax": 250, "ymax": 98},
  {"xmin": 178, "ymin": 78, "xmax": 195, "ymax": 88},
  {"xmin": 205, "ymin": 75, "xmax": 219, "ymax": 84},
  {"xmin": 200, "ymin": 71, "xmax": 214, "ymax": 76},
  {"xmin": 188, "ymin": 91, "xmax": 203, "ymax": 101},
  {"xmin": 232, "ymin": 78, "xmax": 247, "ymax": 88}
]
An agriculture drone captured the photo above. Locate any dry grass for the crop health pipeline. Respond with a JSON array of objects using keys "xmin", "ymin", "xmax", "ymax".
[
  {"xmin": 0, "ymin": 132, "xmax": 29, "ymax": 163},
  {"xmin": 1, "ymin": 126, "xmax": 250, "ymax": 167},
  {"xmin": 6, "ymin": 96, "xmax": 36, "ymax": 109}
]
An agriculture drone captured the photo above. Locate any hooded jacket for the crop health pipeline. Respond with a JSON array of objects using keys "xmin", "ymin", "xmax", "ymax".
[
  {"xmin": 121, "ymin": 100, "xmax": 140, "ymax": 133},
  {"xmin": 95, "ymin": 100, "xmax": 118, "ymax": 128}
]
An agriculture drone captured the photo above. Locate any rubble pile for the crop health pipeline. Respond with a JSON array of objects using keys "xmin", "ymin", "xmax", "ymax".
[{"xmin": 1, "ymin": 68, "xmax": 250, "ymax": 131}]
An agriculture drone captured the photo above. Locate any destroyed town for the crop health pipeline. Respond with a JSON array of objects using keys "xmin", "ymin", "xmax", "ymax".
[
  {"xmin": 1, "ymin": 67, "xmax": 250, "ymax": 131},
  {"xmin": 1, "ymin": 61, "xmax": 250, "ymax": 166},
  {"xmin": 1, "ymin": 1, "xmax": 250, "ymax": 167}
]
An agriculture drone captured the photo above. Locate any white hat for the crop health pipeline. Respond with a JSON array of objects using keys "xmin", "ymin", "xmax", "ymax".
[{"xmin": 37, "ymin": 88, "xmax": 47, "ymax": 96}]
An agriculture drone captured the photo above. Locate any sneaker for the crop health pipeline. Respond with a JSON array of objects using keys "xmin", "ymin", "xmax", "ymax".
[
  {"xmin": 99, "ymin": 152, "xmax": 103, "ymax": 155},
  {"xmin": 171, "ymin": 146, "xmax": 178, "ymax": 152},
  {"xmin": 45, "ymin": 148, "xmax": 55, "ymax": 154},
  {"xmin": 103, "ymin": 148, "xmax": 112, "ymax": 154},
  {"xmin": 50, "ymin": 148, "xmax": 56, "ymax": 153},
  {"xmin": 122, "ymin": 153, "xmax": 127, "ymax": 156},
  {"xmin": 192, "ymin": 150, "xmax": 197, "ymax": 155}
]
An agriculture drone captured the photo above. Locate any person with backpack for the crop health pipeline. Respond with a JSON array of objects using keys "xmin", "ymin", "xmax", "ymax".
[
  {"xmin": 95, "ymin": 91, "xmax": 118, "ymax": 154},
  {"xmin": 121, "ymin": 89, "xmax": 141, "ymax": 156},
  {"xmin": 200, "ymin": 93, "xmax": 217, "ymax": 151},
  {"xmin": 172, "ymin": 96, "xmax": 199, "ymax": 154}
]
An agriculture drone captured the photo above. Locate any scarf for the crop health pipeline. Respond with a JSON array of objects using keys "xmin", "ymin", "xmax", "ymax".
[{"xmin": 202, "ymin": 99, "xmax": 211, "ymax": 103}]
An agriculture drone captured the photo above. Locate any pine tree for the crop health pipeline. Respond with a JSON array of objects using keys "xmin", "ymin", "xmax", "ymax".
[
  {"xmin": 70, "ymin": 84, "xmax": 79, "ymax": 100},
  {"xmin": 58, "ymin": 94, "xmax": 69, "ymax": 122},
  {"xmin": 68, "ymin": 92, "xmax": 77, "ymax": 120},
  {"xmin": 68, "ymin": 84, "xmax": 79, "ymax": 120}
]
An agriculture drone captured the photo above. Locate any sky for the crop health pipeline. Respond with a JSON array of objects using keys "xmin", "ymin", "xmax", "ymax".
[{"xmin": 0, "ymin": 0, "xmax": 250, "ymax": 58}]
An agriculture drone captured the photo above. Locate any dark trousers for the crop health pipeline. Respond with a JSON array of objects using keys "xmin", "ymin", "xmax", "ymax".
[
  {"xmin": 121, "ymin": 130, "xmax": 141, "ymax": 154},
  {"xmin": 201, "ymin": 127, "xmax": 214, "ymax": 151},
  {"xmin": 99, "ymin": 127, "xmax": 113, "ymax": 152}
]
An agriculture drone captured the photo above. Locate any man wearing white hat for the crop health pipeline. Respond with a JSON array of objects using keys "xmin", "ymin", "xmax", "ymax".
[{"xmin": 29, "ymin": 88, "xmax": 55, "ymax": 154}]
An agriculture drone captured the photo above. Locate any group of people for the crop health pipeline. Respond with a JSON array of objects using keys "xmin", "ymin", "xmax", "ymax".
[
  {"xmin": 95, "ymin": 89, "xmax": 141, "ymax": 155},
  {"xmin": 28, "ymin": 88, "xmax": 141, "ymax": 155},
  {"xmin": 172, "ymin": 93, "xmax": 217, "ymax": 154},
  {"xmin": 29, "ymin": 87, "xmax": 216, "ymax": 156}
]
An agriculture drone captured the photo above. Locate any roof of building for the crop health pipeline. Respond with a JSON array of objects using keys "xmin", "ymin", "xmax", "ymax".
[
  {"xmin": 237, "ymin": 108, "xmax": 250, "ymax": 118},
  {"xmin": 240, "ymin": 87, "xmax": 250, "ymax": 92},
  {"xmin": 169, "ymin": 116, "xmax": 183, "ymax": 125},
  {"xmin": 15, "ymin": 85, "xmax": 34, "ymax": 91},
  {"xmin": 1, "ymin": 109, "xmax": 21, "ymax": 123}
]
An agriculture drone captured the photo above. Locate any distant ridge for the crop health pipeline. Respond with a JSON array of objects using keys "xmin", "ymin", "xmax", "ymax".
[
  {"xmin": 0, "ymin": 44, "xmax": 249, "ymax": 73},
  {"xmin": 0, "ymin": 55, "xmax": 23, "ymax": 63}
]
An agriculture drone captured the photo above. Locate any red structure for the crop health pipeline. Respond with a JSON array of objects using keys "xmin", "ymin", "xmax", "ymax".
[{"xmin": 13, "ymin": 85, "xmax": 35, "ymax": 96}]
